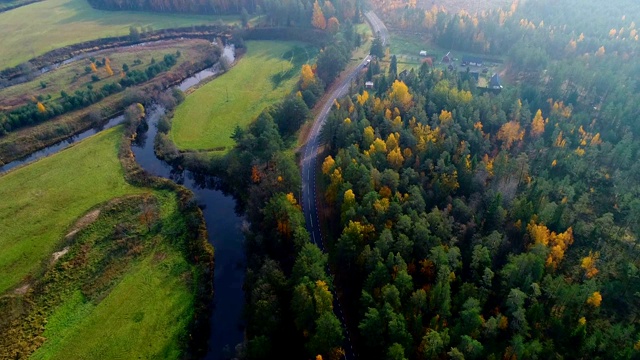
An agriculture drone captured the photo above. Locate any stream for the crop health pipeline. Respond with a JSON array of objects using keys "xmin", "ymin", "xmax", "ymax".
[{"xmin": 0, "ymin": 45, "xmax": 245, "ymax": 360}]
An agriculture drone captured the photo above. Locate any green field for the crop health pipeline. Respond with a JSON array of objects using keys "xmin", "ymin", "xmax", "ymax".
[
  {"xmin": 26, "ymin": 193, "xmax": 196, "ymax": 359},
  {"xmin": 170, "ymin": 40, "xmax": 317, "ymax": 152},
  {"xmin": 389, "ymin": 32, "xmax": 506, "ymax": 73},
  {"xmin": 0, "ymin": 39, "xmax": 212, "ymax": 110},
  {"xmin": 0, "ymin": 0, "xmax": 239, "ymax": 69},
  {"xmin": 0, "ymin": 126, "xmax": 143, "ymax": 294}
]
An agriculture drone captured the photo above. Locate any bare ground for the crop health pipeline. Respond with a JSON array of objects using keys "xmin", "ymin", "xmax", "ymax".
[{"xmin": 64, "ymin": 209, "xmax": 100, "ymax": 239}]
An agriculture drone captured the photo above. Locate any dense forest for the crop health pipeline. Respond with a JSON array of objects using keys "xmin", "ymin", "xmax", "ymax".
[
  {"xmin": 88, "ymin": 0, "xmax": 360, "ymax": 25},
  {"xmin": 208, "ymin": 19, "xmax": 361, "ymax": 360},
  {"xmin": 310, "ymin": 1, "xmax": 640, "ymax": 358}
]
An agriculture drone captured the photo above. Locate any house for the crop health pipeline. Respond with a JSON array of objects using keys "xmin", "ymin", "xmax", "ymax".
[
  {"xmin": 442, "ymin": 51, "xmax": 452, "ymax": 63},
  {"xmin": 419, "ymin": 50, "xmax": 427, "ymax": 56},
  {"xmin": 489, "ymin": 73, "xmax": 503, "ymax": 89},
  {"xmin": 462, "ymin": 56, "xmax": 484, "ymax": 67},
  {"xmin": 365, "ymin": 81, "xmax": 374, "ymax": 89}
]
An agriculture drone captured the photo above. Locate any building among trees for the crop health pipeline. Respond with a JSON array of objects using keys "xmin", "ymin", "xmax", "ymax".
[{"xmin": 489, "ymin": 73, "xmax": 503, "ymax": 90}]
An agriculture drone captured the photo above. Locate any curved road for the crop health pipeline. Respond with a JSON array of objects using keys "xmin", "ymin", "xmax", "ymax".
[{"xmin": 300, "ymin": 11, "xmax": 388, "ymax": 360}]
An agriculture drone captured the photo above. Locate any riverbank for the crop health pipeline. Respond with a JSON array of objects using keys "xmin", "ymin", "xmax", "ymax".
[
  {"xmin": 0, "ymin": 52, "xmax": 244, "ymax": 358},
  {"xmin": 0, "ymin": 0, "xmax": 238, "ymax": 70},
  {"xmin": 0, "ymin": 116, "xmax": 214, "ymax": 358},
  {"xmin": 0, "ymin": 40, "xmax": 224, "ymax": 166}
]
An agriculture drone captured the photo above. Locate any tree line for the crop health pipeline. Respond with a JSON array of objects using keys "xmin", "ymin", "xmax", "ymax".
[{"xmin": 0, "ymin": 52, "xmax": 186, "ymax": 135}]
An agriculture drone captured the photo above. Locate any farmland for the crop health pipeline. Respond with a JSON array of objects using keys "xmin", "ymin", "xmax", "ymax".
[{"xmin": 170, "ymin": 40, "xmax": 318, "ymax": 152}]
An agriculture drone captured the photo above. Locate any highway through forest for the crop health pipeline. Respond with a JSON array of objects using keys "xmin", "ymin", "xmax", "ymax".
[{"xmin": 300, "ymin": 10, "xmax": 388, "ymax": 360}]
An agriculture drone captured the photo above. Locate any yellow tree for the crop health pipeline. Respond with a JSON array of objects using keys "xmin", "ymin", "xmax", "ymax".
[
  {"xmin": 438, "ymin": 109, "xmax": 453, "ymax": 124},
  {"xmin": 586, "ymin": 291, "xmax": 602, "ymax": 307},
  {"xmin": 387, "ymin": 148, "xmax": 404, "ymax": 169},
  {"xmin": 596, "ymin": 46, "xmax": 606, "ymax": 57},
  {"xmin": 497, "ymin": 121, "xmax": 525, "ymax": 149},
  {"xmin": 581, "ymin": 251, "xmax": 599, "ymax": 278},
  {"xmin": 385, "ymin": 133, "xmax": 399, "ymax": 151},
  {"xmin": 322, "ymin": 155, "xmax": 335, "ymax": 175},
  {"xmin": 90, "ymin": 62, "xmax": 97, "ymax": 72},
  {"xmin": 527, "ymin": 221, "xmax": 574, "ymax": 269},
  {"xmin": 105, "ymin": 62, "xmax": 114, "ymax": 76},
  {"xmin": 357, "ymin": 90, "xmax": 369, "ymax": 106},
  {"xmin": 312, "ymin": 1, "xmax": 327, "ymax": 30},
  {"xmin": 363, "ymin": 126, "xmax": 375, "ymax": 147},
  {"xmin": 370, "ymin": 138, "xmax": 387, "ymax": 153},
  {"xmin": 531, "ymin": 109, "xmax": 545, "ymax": 137},
  {"xmin": 36, "ymin": 102, "xmax": 46, "ymax": 113},
  {"xmin": 300, "ymin": 64, "xmax": 315, "ymax": 89},
  {"xmin": 389, "ymin": 80, "xmax": 412, "ymax": 110}
]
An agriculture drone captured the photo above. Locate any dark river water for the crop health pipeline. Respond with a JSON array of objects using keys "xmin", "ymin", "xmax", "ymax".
[
  {"xmin": 132, "ymin": 106, "xmax": 245, "ymax": 359},
  {"xmin": 0, "ymin": 46, "xmax": 245, "ymax": 359}
]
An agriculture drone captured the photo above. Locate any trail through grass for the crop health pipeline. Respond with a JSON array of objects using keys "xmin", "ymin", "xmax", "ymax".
[
  {"xmin": 170, "ymin": 40, "xmax": 317, "ymax": 152},
  {"xmin": 0, "ymin": 0, "xmax": 238, "ymax": 69}
]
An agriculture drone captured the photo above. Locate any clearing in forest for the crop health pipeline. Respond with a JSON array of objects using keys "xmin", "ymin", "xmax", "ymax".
[{"xmin": 170, "ymin": 40, "xmax": 318, "ymax": 153}]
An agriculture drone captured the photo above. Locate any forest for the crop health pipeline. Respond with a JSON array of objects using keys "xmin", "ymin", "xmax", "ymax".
[
  {"xmin": 210, "ymin": 18, "xmax": 361, "ymax": 360},
  {"xmin": 87, "ymin": 0, "xmax": 360, "ymax": 23},
  {"xmin": 307, "ymin": 0, "xmax": 640, "ymax": 358}
]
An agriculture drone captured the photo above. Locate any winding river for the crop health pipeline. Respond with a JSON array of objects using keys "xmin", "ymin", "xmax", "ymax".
[{"xmin": 0, "ymin": 46, "xmax": 245, "ymax": 359}]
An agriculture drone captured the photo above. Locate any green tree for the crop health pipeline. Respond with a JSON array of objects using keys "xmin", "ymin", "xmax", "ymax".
[{"xmin": 371, "ymin": 35, "xmax": 384, "ymax": 58}]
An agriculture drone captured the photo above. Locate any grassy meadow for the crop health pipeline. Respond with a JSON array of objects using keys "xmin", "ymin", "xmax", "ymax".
[
  {"xmin": 0, "ymin": 39, "xmax": 212, "ymax": 110},
  {"xmin": 25, "ymin": 192, "xmax": 196, "ymax": 359},
  {"xmin": 0, "ymin": 0, "xmax": 239, "ymax": 69},
  {"xmin": 170, "ymin": 40, "xmax": 317, "ymax": 152},
  {"xmin": 0, "ymin": 126, "xmax": 143, "ymax": 294},
  {"xmin": 0, "ymin": 126, "xmax": 204, "ymax": 358},
  {"xmin": 1, "ymin": 190, "xmax": 200, "ymax": 358}
]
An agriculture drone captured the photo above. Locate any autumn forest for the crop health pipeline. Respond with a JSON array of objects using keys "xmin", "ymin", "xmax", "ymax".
[
  {"xmin": 312, "ymin": 0, "xmax": 640, "ymax": 359},
  {"xmin": 3, "ymin": 0, "xmax": 640, "ymax": 358}
]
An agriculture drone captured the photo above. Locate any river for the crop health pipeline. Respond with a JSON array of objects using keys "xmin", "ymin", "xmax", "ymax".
[
  {"xmin": 133, "ymin": 106, "xmax": 245, "ymax": 360},
  {"xmin": 0, "ymin": 46, "xmax": 245, "ymax": 360}
]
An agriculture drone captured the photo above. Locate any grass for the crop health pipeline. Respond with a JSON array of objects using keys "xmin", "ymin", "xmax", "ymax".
[
  {"xmin": 1, "ymin": 191, "xmax": 200, "ymax": 358},
  {"xmin": 30, "ymin": 254, "xmax": 193, "ymax": 359},
  {"xmin": 170, "ymin": 40, "xmax": 317, "ymax": 152},
  {"xmin": 28, "ymin": 193, "xmax": 195, "ymax": 359},
  {"xmin": 0, "ymin": 39, "xmax": 211, "ymax": 110},
  {"xmin": 0, "ymin": 0, "xmax": 39, "ymax": 11},
  {"xmin": 388, "ymin": 32, "xmax": 506, "ymax": 72},
  {"xmin": 0, "ymin": 0, "xmax": 240, "ymax": 69},
  {"xmin": 350, "ymin": 22, "xmax": 374, "ymax": 65},
  {"xmin": 0, "ymin": 126, "xmax": 143, "ymax": 294}
]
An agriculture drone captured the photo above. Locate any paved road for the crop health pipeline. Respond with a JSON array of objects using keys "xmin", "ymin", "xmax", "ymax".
[{"xmin": 300, "ymin": 11, "xmax": 388, "ymax": 360}]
